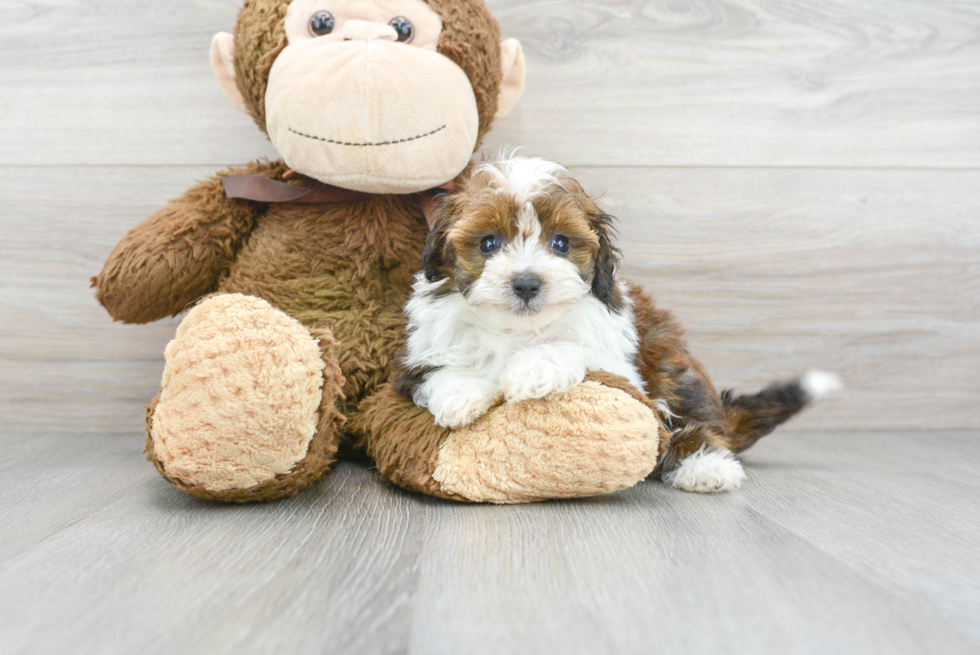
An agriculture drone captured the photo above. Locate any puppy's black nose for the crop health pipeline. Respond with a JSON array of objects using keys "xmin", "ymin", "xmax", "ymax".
[{"xmin": 511, "ymin": 274, "xmax": 543, "ymax": 302}]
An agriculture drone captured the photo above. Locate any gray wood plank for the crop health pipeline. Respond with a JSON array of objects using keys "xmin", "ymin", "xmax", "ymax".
[
  {"xmin": 740, "ymin": 432, "xmax": 980, "ymax": 639},
  {"xmin": 0, "ymin": 449, "xmax": 426, "ymax": 655},
  {"xmin": 2, "ymin": 0, "xmax": 979, "ymax": 167},
  {"xmin": 584, "ymin": 166, "xmax": 980, "ymax": 432},
  {"xmin": 0, "ymin": 433, "xmax": 150, "ymax": 559},
  {"xmin": 2, "ymin": 165, "xmax": 977, "ymax": 433},
  {"xmin": 408, "ymin": 474, "xmax": 978, "ymax": 655},
  {"xmin": 1, "ymin": 433, "xmax": 978, "ymax": 655}
]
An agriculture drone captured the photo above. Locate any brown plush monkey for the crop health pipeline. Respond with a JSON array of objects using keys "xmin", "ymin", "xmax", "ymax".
[{"xmin": 94, "ymin": 0, "xmax": 668, "ymax": 503}]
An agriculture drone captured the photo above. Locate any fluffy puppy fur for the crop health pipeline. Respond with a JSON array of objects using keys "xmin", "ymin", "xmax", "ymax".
[
  {"xmin": 398, "ymin": 156, "xmax": 646, "ymax": 429},
  {"xmin": 397, "ymin": 154, "xmax": 840, "ymax": 493}
]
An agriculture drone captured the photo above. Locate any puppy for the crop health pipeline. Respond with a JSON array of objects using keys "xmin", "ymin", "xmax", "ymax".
[
  {"xmin": 398, "ymin": 155, "xmax": 645, "ymax": 430},
  {"xmin": 397, "ymin": 154, "xmax": 839, "ymax": 493}
]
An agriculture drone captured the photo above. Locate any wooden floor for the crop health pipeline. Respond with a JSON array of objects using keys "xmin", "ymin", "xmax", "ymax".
[{"xmin": 1, "ymin": 0, "xmax": 979, "ymax": 653}]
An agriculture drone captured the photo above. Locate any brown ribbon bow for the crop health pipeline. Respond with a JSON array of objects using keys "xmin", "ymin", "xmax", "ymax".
[{"xmin": 222, "ymin": 171, "xmax": 454, "ymax": 230}]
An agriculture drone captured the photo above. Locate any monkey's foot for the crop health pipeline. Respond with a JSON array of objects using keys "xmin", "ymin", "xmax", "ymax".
[
  {"xmin": 145, "ymin": 294, "xmax": 345, "ymax": 502},
  {"xmin": 357, "ymin": 372, "xmax": 664, "ymax": 504}
]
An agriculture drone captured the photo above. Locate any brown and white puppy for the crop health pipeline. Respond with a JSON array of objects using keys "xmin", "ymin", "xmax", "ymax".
[
  {"xmin": 398, "ymin": 154, "xmax": 842, "ymax": 494},
  {"xmin": 399, "ymin": 155, "xmax": 648, "ymax": 429}
]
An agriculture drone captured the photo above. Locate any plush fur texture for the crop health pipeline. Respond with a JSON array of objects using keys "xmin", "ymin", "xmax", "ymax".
[
  {"xmin": 232, "ymin": 0, "xmax": 503, "ymax": 147},
  {"xmin": 397, "ymin": 156, "xmax": 646, "ymax": 429},
  {"xmin": 95, "ymin": 159, "xmax": 430, "ymax": 405},
  {"xmin": 354, "ymin": 371, "xmax": 666, "ymax": 503},
  {"xmin": 264, "ymin": 0, "xmax": 495, "ymax": 193},
  {"xmin": 145, "ymin": 296, "xmax": 347, "ymax": 502},
  {"xmin": 93, "ymin": 161, "xmax": 267, "ymax": 324},
  {"xmin": 150, "ymin": 294, "xmax": 328, "ymax": 493},
  {"xmin": 100, "ymin": 159, "xmax": 432, "ymax": 501},
  {"xmin": 351, "ymin": 385, "xmax": 462, "ymax": 500},
  {"xmin": 433, "ymin": 380, "xmax": 661, "ymax": 503}
]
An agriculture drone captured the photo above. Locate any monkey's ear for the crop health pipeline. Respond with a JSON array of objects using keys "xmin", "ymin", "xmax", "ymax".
[
  {"xmin": 496, "ymin": 39, "xmax": 526, "ymax": 118},
  {"xmin": 210, "ymin": 32, "xmax": 249, "ymax": 113}
]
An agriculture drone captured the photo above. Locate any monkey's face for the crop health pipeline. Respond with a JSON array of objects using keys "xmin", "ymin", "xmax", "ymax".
[
  {"xmin": 211, "ymin": 0, "xmax": 525, "ymax": 195},
  {"xmin": 269, "ymin": 0, "xmax": 476, "ymax": 193}
]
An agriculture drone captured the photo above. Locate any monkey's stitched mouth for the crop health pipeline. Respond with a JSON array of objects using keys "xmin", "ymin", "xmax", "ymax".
[{"xmin": 288, "ymin": 125, "xmax": 447, "ymax": 147}]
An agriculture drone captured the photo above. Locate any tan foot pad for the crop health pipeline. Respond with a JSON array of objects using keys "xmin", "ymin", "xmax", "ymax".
[
  {"xmin": 433, "ymin": 379, "xmax": 662, "ymax": 504},
  {"xmin": 149, "ymin": 294, "xmax": 326, "ymax": 493}
]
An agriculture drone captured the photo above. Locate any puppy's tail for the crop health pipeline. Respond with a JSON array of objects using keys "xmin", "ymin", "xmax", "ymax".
[{"xmin": 722, "ymin": 370, "xmax": 842, "ymax": 453}]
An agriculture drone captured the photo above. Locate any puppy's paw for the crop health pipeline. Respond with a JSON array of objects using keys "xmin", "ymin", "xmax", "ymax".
[
  {"xmin": 664, "ymin": 447, "xmax": 745, "ymax": 493},
  {"xmin": 501, "ymin": 355, "xmax": 585, "ymax": 403},
  {"xmin": 427, "ymin": 384, "xmax": 500, "ymax": 429}
]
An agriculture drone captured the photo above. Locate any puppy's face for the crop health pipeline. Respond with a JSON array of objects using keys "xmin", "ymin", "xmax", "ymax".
[{"xmin": 423, "ymin": 157, "xmax": 623, "ymax": 319}]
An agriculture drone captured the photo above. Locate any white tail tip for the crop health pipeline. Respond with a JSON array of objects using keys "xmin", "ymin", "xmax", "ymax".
[{"xmin": 801, "ymin": 370, "xmax": 843, "ymax": 401}]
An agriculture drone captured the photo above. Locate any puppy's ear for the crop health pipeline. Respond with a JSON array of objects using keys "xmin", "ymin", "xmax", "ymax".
[
  {"xmin": 422, "ymin": 197, "xmax": 454, "ymax": 282},
  {"xmin": 590, "ymin": 213, "xmax": 625, "ymax": 312}
]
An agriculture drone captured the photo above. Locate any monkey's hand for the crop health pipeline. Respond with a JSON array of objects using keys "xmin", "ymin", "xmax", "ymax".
[{"xmin": 92, "ymin": 162, "xmax": 280, "ymax": 324}]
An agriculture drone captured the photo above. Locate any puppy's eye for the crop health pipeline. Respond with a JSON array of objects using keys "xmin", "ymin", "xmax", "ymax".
[
  {"xmin": 389, "ymin": 16, "xmax": 415, "ymax": 43},
  {"xmin": 550, "ymin": 234, "xmax": 570, "ymax": 255},
  {"xmin": 479, "ymin": 235, "xmax": 501, "ymax": 256},
  {"xmin": 309, "ymin": 11, "xmax": 336, "ymax": 36}
]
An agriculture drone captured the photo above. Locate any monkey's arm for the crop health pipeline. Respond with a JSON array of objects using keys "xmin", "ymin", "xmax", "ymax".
[
  {"xmin": 92, "ymin": 162, "xmax": 281, "ymax": 324},
  {"xmin": 353, "ymin": 371, "xmax": 663, "ymax": 503}
]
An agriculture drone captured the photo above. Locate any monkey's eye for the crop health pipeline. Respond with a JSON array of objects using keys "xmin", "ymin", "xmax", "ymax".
[
  {"xmin": 479, "ymin": 235, "xmax": 501, "ymax": 256},
  {"xmin": 389, "ymin": 16, "xmax": 415, "ymax": 43},
  {"xmin": 550, "ymin": 234, "xmax": 570, "ymax": 255},
  {"xmin": 309, "ymin": 11, "xmax": 336, "ymax": 37}
]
